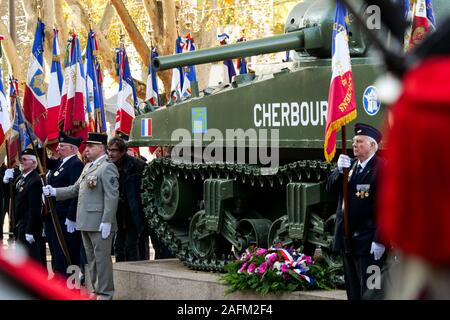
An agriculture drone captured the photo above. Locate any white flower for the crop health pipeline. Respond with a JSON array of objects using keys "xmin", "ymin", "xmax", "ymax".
[{"xmin": 273, "ymin": 261, "xmax": 282, "ymax": 270}]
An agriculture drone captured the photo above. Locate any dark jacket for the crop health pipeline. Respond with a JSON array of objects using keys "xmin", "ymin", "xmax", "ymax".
[
  {"xmin": 47, "ymin": 155, "xmax": 84, "ymax": 221},
  {"xmin": 117, "ymin": 155, "xmax": 146, "ymax": 234},
  {"xmin": 13, "ymin": 170, "xmax": 43, "ymax": 236},
  {"xmin": 326, "ymin": 154, "xmax": 384, "ymax": 255}
]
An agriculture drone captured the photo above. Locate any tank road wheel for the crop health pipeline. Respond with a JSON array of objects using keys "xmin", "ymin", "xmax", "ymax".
[
  {"xmin": 234, "ymin": 219, "xmax": 272, "ymax": 258},
  {"xmin": 189, "ymin": 210, "xmax": 217, "ymax": 258},
  {"xmin": 155, "ymin": 173, "xmax": 196, "ymax": 221},
  {"xmin": 268, "ymin": 216, "xmax": 292, "ymax": 247}
]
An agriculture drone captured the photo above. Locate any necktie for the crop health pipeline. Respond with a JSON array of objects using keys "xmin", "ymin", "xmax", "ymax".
[{"xmin": 355, "ymin": 164, "xmax": 363, "ymax": 177}]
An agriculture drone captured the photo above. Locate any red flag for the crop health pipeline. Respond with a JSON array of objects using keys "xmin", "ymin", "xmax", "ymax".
[
  {"xmin": 404, "ymin": 0, "xmax": 436, "ymax": 51},
  {"xmin": 58, "ymin": 33, "xmax": 88, "ymax": 151},
  {"xmin": 324, "ymin": 2, "xmax": 357, "ymax": 162}
]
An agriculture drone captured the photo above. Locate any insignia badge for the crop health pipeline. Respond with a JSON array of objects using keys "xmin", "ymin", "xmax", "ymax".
[
  {"xmin": 356, "ymin": 184, "xmax": 370, "ymax": 199},
  {"xmin": 19, "ymin": 187, "xmax": 23, "ymax": 192},
  {"xmin": 54, "ymin": 171, "xmax": 59, "ymax": 177},
  {"xmin": 109, "ymin": 176, "xmax": 118, "ymax": 187},
  {"xmin": 86, "ymin": 175, "xmax": 98, "ymax": 189}
]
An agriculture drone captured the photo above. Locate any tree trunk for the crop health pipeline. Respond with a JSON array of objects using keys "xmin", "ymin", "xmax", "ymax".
[
  {"xmin": 110, "ymin": 0, "xmax": 150, "ymax": 65},
  {"xmin": 99, "ymin": 3, "xmax": 115, "ymax": 34},
  {"xmin": 53, "ymin": 0, "xmax": 69, "ymax": 66},
  {"xmin": 0, "ymin": 21, "xmax": 25, "ymax": 82},
  {"xmin": 20, "ymin": 0, "xmax": 37, "ymax": 38},
  {"xmin": 144, "ymin": 0, "xmax": 177, "ymax": 101},
  {"xmin": 64, "ymin": 0, "xmax": 116, "ymax": 80},
  {"xmin": 41, "ymin": 0, "xmax": 56, "ymax": 73}
]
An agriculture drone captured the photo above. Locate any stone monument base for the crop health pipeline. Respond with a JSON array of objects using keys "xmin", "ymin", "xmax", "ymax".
[{"xmin": 113, "ymin": 259, "xmax": 346, "ymax": 300}]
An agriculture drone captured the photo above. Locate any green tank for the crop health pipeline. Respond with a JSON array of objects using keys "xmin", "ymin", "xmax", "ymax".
[{"xmin": 128, "ymin": 0, "xmax": 449, "ymax": 271}]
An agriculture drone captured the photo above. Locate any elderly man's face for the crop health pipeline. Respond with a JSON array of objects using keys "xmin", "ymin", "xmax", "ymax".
[
  {"xmin": 19, "ymin": 156, "xmax": 36, "ymax": 173},
  {"xmin": 352, "ymin": 135, "xmax": 375, "ymax": 161},
  {"xmin": 57, "ymin": 142, "xmax": 76, "ymax": 158},
  {"xmin": 84, "ymin": 144, "xmax": 105, "ymax": 162}
]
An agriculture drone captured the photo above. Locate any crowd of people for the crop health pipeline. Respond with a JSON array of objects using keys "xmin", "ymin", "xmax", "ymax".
[{"xmin": 0, "ymin": 132, "xmax": 172, "ymax": 300}]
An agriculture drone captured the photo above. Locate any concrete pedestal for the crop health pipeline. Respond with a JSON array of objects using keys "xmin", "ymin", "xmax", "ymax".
[{"xmin": 113, "ymin": 259, "xmax": 346, "ymax": 300}]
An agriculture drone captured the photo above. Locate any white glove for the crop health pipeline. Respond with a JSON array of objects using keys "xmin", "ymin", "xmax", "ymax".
[
  {"xmin": 99, "ymin": 222, "xmax": 111, "ymax": 239},
  {"xmin": 370, "ymin": 242, "xmax": 386, "ymax": 260},
  {"xmin": 65, "ymin": 218, "xmax": 76, "ymax": 233},
  {"xmin": 25, "ymin": 234, "xmax": 35, "ymax": 244},
  {"xmin": 3, "ymin": 168, "xmax": 14, "ymax": 183},
  {"xmin": 42, "ymin": 185, "xmax": 56, "ymax": 197},
  {"xmin": 337, "ymin": 154, "xmax": 351, "ymax": 173}
]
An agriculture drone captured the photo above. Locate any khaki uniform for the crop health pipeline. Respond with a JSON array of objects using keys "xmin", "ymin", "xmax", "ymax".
[{"xmin": 56, "ymin": 155, "xmax": 119, "ymax": 299}]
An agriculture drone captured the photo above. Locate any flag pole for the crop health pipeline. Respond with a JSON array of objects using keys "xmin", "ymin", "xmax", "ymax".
[{"xmin": 341, "ymin": 126, "xmax": 351, "ymax": 254}]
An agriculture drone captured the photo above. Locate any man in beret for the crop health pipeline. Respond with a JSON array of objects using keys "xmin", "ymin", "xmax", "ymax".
[
  {"xmin": 44, "ymin": 132, "xmax": 84, "ymax": 278},
  {"xmin": 326, "ymin": 123, "xmax": 386, "ymax": 300},
  {"xmin": 3, "ymin": 149, "xmax": 44, "ymax": 265},
  {"xmin": 43, "ymin": 133, "xmax": 119, "ymax": 300}
]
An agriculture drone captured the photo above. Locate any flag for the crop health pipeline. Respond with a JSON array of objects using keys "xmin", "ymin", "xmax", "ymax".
[
  {"xmin": 170, "ymin": 36, "xmax": 184, "ymax": 103},
  {"xmin": 22, "ymin": 20, "xmax": 47, "ymax": 144},
  {"xmin": 8, "ymin": 84, "xmax": 40, "ymax": 166},
  {"xmin": 218, "ymin": 33, "xmax": 236, "ymax": 83},
  {"xmin": 58, "ymin": 33, "xmax": 88, "ymax": 149},
  {"xmin": 46, "ymin": 28, "xmax": 64, "ymax": 145},
  {"xmin": 404, "ymin": 0, "xmax": 436, "ymax": 51},
  {"xmin": 145, "ymin": 46, "xmax": 160, "ymax": 107},
  {"xmin": 0, "ymin": 46, "xmax": 12, "ymax": 165},
  {"xmin": 85, "ymin": 30, "xmax": 106, "ymax": 133},
  {"xmin": 324, "ymin": 1, "xmax": 357, "ymax": 163},
  {"xmin": 236, "ymin": 36, "xmax": 248, "ymax": 74},
  {"xmin": 181, "ymin": 34, "xmax": 197, "ymax": 98},
  {"xmin": 115, "ymin": 47, "xmax": 137, "ymax": 136}
]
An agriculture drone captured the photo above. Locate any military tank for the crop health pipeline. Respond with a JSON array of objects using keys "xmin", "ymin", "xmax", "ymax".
[{"xmin": 128, "ymin": 0, "xmax": 449, "ymax": 271}]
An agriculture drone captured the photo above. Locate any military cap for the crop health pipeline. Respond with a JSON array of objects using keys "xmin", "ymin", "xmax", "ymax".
[
  {"xmin": 21, "ymin": 148, "xmax": 37, "ymax": 160},
  {"xmin": 85, "ymin": 132, "xmax": 108, "ymax": 145},
  {"xmin": 354, "ymin": 123, "xmax": 382, "ymax": 143},
  {"xmin": 59, "ymin": 131, "xmax": 83, "ymax": 147}
]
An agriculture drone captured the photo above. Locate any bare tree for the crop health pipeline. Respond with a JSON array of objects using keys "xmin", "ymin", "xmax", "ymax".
[
  {"xmin": 99, "ymin": 3, "xmax": 115, "ymax": 35},
  {"xmin": 64, "ymin": 0, "xmax": 116, "ymax": 80}
]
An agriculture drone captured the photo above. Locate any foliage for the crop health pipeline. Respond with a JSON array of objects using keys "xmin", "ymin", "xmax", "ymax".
[{"xmin": 220, "ymin": 246, "xmax": 344, "ymax": 295}]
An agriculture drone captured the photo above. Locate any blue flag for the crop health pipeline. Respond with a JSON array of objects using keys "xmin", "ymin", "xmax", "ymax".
[
  {"xmin": 146, "ymin": 47, "xmax": 160, "ymax": 106},
  {"xmin": 85, "ymin": 31, "xmax": 106, "ymax": 132}
]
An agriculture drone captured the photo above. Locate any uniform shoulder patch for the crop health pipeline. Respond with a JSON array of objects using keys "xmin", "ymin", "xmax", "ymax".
[{"xmin": 110, "ymin": 176, "xmax": 119, "ymax": 187}]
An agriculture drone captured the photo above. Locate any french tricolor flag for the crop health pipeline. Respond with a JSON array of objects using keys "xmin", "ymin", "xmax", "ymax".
[
  {"xmin": 141, "ymin": 118, "xmax": 152, "ymax": 137},
  {"xmin": 46, "ymin": 28, "xmax": 63, "ymax": 145},
  {"xmin": 23, "ymin": 20, "xmax": 47, "ymax": 144},
  {"xmin": 324, "ymin": 1, "xmax": 357, "ymax": 162}
]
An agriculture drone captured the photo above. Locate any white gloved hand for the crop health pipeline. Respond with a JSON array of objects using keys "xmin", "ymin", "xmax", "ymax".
[
  {"xmin": 3, "ymin": 168, "xmax": 15, "ymax": 183},
  {"xmin": 337, "ymin": 154, "xmax": 351, "ymax": 173},
  {"xmin": 25, "ymin": 234, "xmax": 35, "ymax": 244},
  {"xmin": 99, "ymin": 222, "xmax": 111, "ymax": 239},
  {"xmin": 42, "ymin": 185, "xmax": 56, "ymax": 197},
  {"xmin": 65, "ymin": 218, "xmax": 76, "ymax": 233},
  {"xmin": 370, "ymin": 242, "xmax": 386, "ymax": 260}
]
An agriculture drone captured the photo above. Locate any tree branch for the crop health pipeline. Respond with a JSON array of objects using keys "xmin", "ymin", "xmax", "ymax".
[{"xmin": 0, "ymin": 20, "xmax": 25, "ymax": 82}]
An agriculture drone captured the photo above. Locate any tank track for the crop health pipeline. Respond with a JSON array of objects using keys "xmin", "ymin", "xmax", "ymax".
[{"xmin": 141, "ymin": 157, "xmax": 335, "ymax": 271}]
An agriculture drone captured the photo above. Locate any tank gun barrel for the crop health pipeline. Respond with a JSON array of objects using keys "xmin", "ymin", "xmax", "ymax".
[{"xmin": 153, "ymin": 29, "xmax": 314, "ymax": 71}]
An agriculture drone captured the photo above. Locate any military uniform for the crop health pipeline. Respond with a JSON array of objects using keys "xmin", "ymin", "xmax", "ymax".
[
  {"xmin": 13, "ymin": 169, "xmax": 44, "ymax": 264},
  {"xmin": 326, "ymin": 124, "xmax": 385, "ymax": 300},
  {"xmin": 45, "ymin": 154, "xmax": 84, "ymax": 275},
  {"xmin": 55, "ymin": 145, "xmax": 119, "ymax": 299}
]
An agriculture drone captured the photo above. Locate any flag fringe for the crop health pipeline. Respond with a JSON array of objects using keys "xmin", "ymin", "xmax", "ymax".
[{"xmin": 324, "ymin": 108, "xmax": 357, "ymax": 162}]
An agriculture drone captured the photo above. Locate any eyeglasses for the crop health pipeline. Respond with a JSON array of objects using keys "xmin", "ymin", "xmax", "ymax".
[
  {"xmin": 108, "ymin": 148, "xmax": 120, "ymax": 152},
  {"xmin": 20, "ymin": 158, "xmax": 33, "ymax": 162}
]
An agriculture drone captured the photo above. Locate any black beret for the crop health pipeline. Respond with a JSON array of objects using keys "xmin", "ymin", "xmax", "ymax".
[
  {"xmin": 354, "ymin": 123, "xmax": 382, "ymax": 143},
  {"xmin": 21, "ymin": 148, "xmax": 36, "ymax": 157},
  {"xmin": 59, "ymin": 131, "xmax": 83, "ymax": 147},
  {"xmin": 85, "ymin": 132, "xmax": 108, "ymax": 145}
]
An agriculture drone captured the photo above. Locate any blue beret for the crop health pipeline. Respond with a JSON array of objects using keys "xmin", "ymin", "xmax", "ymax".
[{"xmin": 354, "ymin": 123, "xmax": 382, "ymax": 143}]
